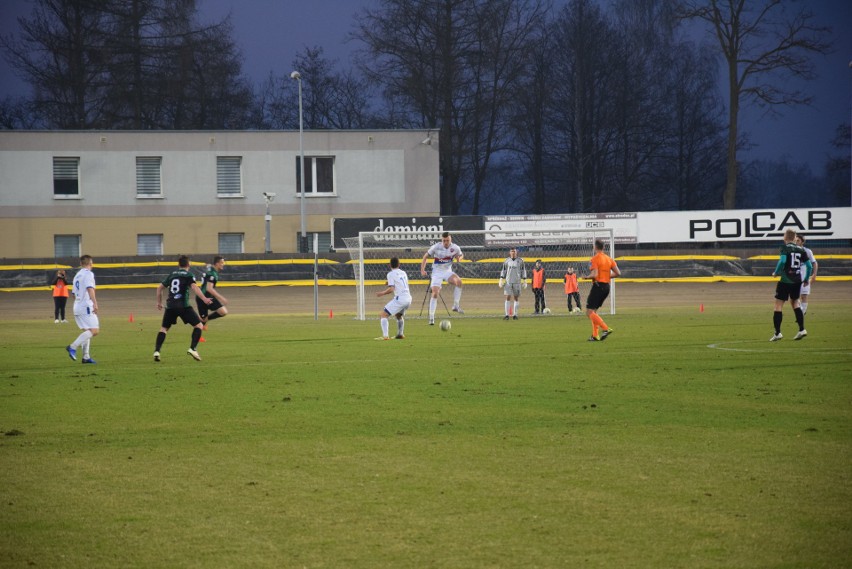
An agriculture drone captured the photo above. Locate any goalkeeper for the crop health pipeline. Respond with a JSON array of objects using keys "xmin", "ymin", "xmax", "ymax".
[{"xmin": 499, "ymin": 247, "xmax": 526, "ymax": 320}]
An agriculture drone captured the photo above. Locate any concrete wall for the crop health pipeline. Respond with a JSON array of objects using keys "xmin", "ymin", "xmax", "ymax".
[{"xmin": 0, "ymin": 130, "xmax": 440, "ymax": 257}]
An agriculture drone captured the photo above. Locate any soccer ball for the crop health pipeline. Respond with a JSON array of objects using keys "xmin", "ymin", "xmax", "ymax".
[
  {"xmin": 440, "ymin": 320, "xmax": 452, "ymax": 332},
  {"xmin": 542, "ymin": 308, "xmax": 551, "ymax": 315}
]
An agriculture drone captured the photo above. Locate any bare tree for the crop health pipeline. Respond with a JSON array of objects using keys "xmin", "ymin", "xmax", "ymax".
[{"xmin": 680, "ymin": 0, "xmax": 832, "ymax": 209}]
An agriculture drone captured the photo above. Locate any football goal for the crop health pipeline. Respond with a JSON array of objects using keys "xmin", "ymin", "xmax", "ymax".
[{"xmin": 343, "ymin": 228, "xmax": 615, "ymax": 320}]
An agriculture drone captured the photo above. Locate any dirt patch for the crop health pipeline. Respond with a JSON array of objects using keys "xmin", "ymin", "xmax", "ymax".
[{"xmin": 5, "ymin": 282, "xmax": 849, "ymax": 321}]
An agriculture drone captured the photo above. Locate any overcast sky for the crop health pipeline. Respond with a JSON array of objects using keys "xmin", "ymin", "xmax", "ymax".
[{"xmin": 1, "ymin": 0, "xmax": 850, "ymax": 176}]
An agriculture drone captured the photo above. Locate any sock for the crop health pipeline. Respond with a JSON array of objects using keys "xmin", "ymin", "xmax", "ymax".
[
  {"xmin": 773, "ymin": 311, "xmax": 782, "ymax": 334},
  {"xmin": 82, "ymin": 339, "xmax": 90, "ymax": 359},
  {"xmin": 429, "ymin": 298, "xmax": 437, "ymax": 320},
  {"xmin": 505, "ymin": 300, "xmax": 510, "ymax": 316},
  {"xmin": 794, "ymin": 307, "xmax": 804, "ymax": 330},
  {"xmin": 513, "ymin": 301, "xmax": 519, "ymax": 315},
  {"xmin": 155, "ymin": 331, "xmax": 167, "ymax": 351},
  {"xmin": 72, "ymin": 330, "xmax": 93, "ymax": 349},
  {"xmin": 381, "ymin": 317, "xmax": 389, "ymax": 338},
  {"xmin": 191, "ymin": 327, "xmax": 202, "ymax": 349},
  {"xmin": 801, "ymin": 302, "xmax": 808, "ymax": 314},
  {"xmin": 208, "ymin": 312, "xmax": 223, "ymax": 321},
  {"xmin": 592, "ymin": 312, "xmax": 608, "ymax": 331},
  {"xmin": 589, "ymin": 315, "xmax": 598, "ymax": 338},
  {"xmin": 453, "ymin": 286, "xmax": 462, "ymax": 308},
  {"xmin": 397, "ymin": 317, "xmax": 404, "ymax": 336}
]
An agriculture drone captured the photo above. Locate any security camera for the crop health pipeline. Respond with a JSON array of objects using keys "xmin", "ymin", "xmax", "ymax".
[
  {"xmin": 263, "ymin": 192, "xmax": 276, "ymax": 199},
  {"xmin": 421, "ymin": 136, "xmax": 432, "ymax": 145},
  {"xmin": 290, "ymin": 71, "xmax": 301, "ymax": 80}
]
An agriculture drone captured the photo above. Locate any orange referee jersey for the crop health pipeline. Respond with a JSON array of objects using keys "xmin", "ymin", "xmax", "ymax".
[{"xmin": 590, "ymin": 252, "xmax": 618, "ymax": 283}]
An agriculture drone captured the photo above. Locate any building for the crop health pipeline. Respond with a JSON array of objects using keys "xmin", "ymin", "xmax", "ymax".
[{"xmin": 0, "ymin": 130, "xmax": 440, "ymax": 258}]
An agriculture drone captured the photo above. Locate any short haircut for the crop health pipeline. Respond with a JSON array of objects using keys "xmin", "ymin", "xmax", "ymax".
[
  {"xmin": 213, "ymin": 255, "xmax": 225, "ymax": 264},
  {"xmin": 796, "ymin": 235, "xmax": 806, "ymax": 244},
  {"xmin": 442, "ymin": 231, "xmax": 450, "ymax": 238},
  {"xmin": 784, "ymin": 228, "xmax": 797, "ymax": 241},
  {"xmin": 79, "ymin": 254, "xmax": 93, "ymax": 266},
  {"xmin": 390, "ymin": 257, "xmax": 400, "ymax": 268},
  {"xmin": 594, "ymin": 239, "xmax": 605, "ymax": 251},
  {"xmin": 178, "ymin": 255, "xmax": 190, "ymax": 268},
  {"xmin": 509, "ymin": 247, "xmax": 517, "ymax": 252}
]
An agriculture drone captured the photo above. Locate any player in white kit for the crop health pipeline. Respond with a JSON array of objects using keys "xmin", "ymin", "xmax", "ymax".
[
  {"xmin": 795, "ymin": 234, "xmax": 818, "ymax": 314},
  {"xmin": 65, "ymin": 255, "xmax": 99, "ymax": 364},
  {"xmin": 420, "ymin": 232, "xmax": 464, "ymax": 325},
  {"xmin": 375, "ymin": 257, "xmax": 412, "ymax": 340}
]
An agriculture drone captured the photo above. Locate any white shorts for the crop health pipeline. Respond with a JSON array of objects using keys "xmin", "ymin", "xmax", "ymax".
[
  {"xmin": 384, "ymin": 296, "xmax": 412, "ymax": 317},
  {"xmin": 430, "ymin": 270, "xmax": 458, "ymax": 288},
  {"xmin": 74, "ymin": 312, "xmax": 100, "ymax": 330},
  {"xmin": 800, "ymin": 282, "xmax": 811, "ymax": 295},
  {"xmin": 503, "ymin": 283, "xmax": 521, "ymax": 297}
]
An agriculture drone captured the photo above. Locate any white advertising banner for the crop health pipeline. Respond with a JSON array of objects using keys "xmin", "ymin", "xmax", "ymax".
[
  {"xmin": 637, "ymin": 208, "xmax": 852, "ymax": 243},
  {"xmin": 484, "ymin": 213, "xmax": 638, "ymax": 245}
]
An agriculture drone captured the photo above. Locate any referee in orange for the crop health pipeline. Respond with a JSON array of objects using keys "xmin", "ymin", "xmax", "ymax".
[{"xmin": 585, "ymin": 239, "xmax": 620, "ymax": 341}]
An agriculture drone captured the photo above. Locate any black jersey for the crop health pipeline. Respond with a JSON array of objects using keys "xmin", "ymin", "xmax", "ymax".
[
  {"xmin": 777, "ymin": 242, "xmax": 808, "ymax": 285},
  {"xmin": 161, "ymin": 269, "xmax": 197, "ymax": 309}
]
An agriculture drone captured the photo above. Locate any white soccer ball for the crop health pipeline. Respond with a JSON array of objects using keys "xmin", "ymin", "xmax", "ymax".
[
  {"xmin": 440, "ymin": 320, "xmax": 452, "ymax": 332},
  {"xmin": 542, "ymin": 308, "xmax": 551, "ymax": 314}
]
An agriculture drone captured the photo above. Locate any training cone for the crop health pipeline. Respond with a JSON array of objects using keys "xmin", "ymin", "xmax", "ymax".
[
  {"xmin": 129, "ymin": 313, "xmax": 134, "ymax": 323},
  {"xmin": 199, "ymin": 337, "xmax": 206, "ymax": 343},
  {"xmin": 699, "ymin": 304, "xmax": 704, "ymax": 313},
  {"xmin": 329, "ymin": 309, "xmax": 334, "ymax": 319}
]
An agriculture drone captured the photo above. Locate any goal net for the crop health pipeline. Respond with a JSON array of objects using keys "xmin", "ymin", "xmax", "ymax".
[{"xmin": 342, "ymin": 228, "xmax": 615, "ymax": 320}]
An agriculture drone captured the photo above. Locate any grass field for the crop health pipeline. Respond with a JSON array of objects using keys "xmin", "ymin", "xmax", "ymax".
[{"xmin": 1, "ymin": 297, "xmax": 851, "ymax": 568}]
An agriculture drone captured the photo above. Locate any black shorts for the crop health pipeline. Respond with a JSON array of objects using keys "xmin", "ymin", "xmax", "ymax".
[
  {"xmin": 162, "ymin": 306, "xmax": 202, "ymax": 328},
  {"xmin": 586, "ymin": 281, "xmax": 610, "ymax": 310},
  {"xmin": 196, "ymin": 296, "xmax": 222, "ymax": 318},
  {"xmin": 774, "ymin": 281, "xmax": 802, "ymax": 302}
]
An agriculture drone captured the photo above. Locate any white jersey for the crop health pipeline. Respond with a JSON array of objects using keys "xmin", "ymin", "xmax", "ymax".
[
  {"xmin": 427, "ymin": 241, "xmax": 463, "ymax": 276},
  {"xmin": 500, "ymin": 257, "xmax": 526, "ymax": 284},
  {"xmin": 72, "ymin": 267, "xmax": 96, "ymax": 315},
  {"xmin": 799, "ymin": 246, "xmax": 816, "ymax": 280},
  {"xmin": 386, "ymin": 268, "xmax": 412, "ymax": 300}
]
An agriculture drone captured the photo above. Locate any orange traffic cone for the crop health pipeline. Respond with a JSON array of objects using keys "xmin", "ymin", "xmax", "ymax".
[
  {"xmin": 129, "ymin": 313, "xmax": 134, "ymax": 323},
  {"xmin": 699, "ymin": 304, "xmax": 704, "ymax": 313},
  {"xmin": 329, "ymin": 309, "xmax": 334, "ymax": 318},
  {"xmin": 199, "ymin": 336, "xmax": 206, "ymax": 343}
]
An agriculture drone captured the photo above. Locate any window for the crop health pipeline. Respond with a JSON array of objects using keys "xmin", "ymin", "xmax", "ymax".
[
  {"xmin": 136, "ymin": 157, "xmax": 162, "ymax": 197},
  {"xmin": 295, "ymin": 156, "xmax": 335, "ymax": 195},
  {"xmin": 217, "ymin": 156, "xmax": 242, "ymax": 197},
  {"xmin": 53, "ymin": 157, "xmax": 80, "ymax": 198},
  {"xmin": 218, "ymin": 233, "xmax": 244, "ymax": 255},
  {"xmin": 137, "ymin": 234, "xmax": 163, "ymax": 255},
  {"xmin": 296, "ymin": 232, "xmax": 332, "ymax": 253},
  {"xmin": 54, "ymin": 235, "xmax": 80, "ymax": 258}
]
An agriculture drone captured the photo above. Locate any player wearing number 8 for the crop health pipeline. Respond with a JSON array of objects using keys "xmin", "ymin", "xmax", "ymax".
[
  {"xmin": 769, "ymin": 229, "xmax": 812, "ymax": 342},
  {"xmin": 154, "ymin": 256, "xmax": 213, "ymax": 361}
]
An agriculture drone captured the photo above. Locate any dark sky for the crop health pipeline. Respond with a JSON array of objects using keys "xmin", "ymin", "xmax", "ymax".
[{"xmin": 2, "ymin": 0, "xmax": 850, "ymax": 177}]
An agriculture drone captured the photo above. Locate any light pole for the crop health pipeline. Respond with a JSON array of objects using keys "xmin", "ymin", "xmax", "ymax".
[
  {"xmin": 291, "ymin": 70, "xmax": 306, "ymax": 253},
  {"xmin": 262, "ymin": 192, "xmax": 276, "ymax": 253}
]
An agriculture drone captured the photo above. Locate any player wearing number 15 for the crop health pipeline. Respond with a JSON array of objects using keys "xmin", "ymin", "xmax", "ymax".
[
  {"xmin": 770, "ymin": 229, "xmax": 812, "ymax": 342},
  {"xmin": 154, "ymin": 256, "xmax": 213, "ymax": 361}
]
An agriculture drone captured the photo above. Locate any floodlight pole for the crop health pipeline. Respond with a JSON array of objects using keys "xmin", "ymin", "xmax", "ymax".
[{"xmin": 291, "ymin": 70, "xmax": 307, "ymax": 253}]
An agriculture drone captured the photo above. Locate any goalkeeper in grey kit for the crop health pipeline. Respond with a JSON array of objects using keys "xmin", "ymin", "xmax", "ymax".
[{"xmin": 499, "ymin": 247, "xmax": 527, "ymax": 319}]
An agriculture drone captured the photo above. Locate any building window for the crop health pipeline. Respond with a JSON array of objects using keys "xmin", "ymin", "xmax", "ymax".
[
  {"xmin": 137, "ymin": 234, "xmax": 163, "ymax": 255},
  {"xmin": 54, "ymin": 235, "xmax": 81, "ymax": 258},
  {"xmin": 136, "ymin": 157, "xmax": 162, "ymax": 197},
  {"xmin": 217, "ymin": 156, "xmax": 242, "ymax": 197},
  {"xmin": 218, "ymin": 233, "xmax": 244, "ymax": 254},
  {"xmin": 296, "ymin": 232, "xmax": 332, "ymax": 253},
  {"xmin": 296, "ymin": 156, "xmax": 335, "ymax": 195},
  {"xmin": 53, "ymin": 157, "xmax": 80, "ymax": 198}
]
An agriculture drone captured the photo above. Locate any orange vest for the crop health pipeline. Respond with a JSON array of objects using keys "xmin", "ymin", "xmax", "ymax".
[
  {"xmin": 532, "ymin": 268, "xmax": 545, "ymax": 288},
  {"xmin": 564, "ymin": 273, "xmax": 578, "ymax": 294},
  {"xmin": 53, "ymin": 279, "xmax": 69, "ymax": 298}
]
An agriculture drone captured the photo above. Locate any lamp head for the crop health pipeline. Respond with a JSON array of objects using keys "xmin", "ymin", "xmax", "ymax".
[{"xmin": 290, "ymin": 71, "xmax": 301, "ymax": 80}]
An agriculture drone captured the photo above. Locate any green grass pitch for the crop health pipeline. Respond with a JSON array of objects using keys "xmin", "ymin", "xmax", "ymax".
[{"xmin": 1, "ymin": 304, "xmax": 850, "ymax": 568}]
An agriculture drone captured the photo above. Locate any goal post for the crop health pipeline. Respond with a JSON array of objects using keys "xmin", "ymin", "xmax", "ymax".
[{"xmin": 342, "ymin": 228, "xmax": 615, "ymax": 320}]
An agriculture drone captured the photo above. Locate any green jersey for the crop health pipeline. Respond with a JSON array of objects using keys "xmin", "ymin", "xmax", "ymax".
[
  {"xmin": 161, "ymin": 269, "xmax": 197, "ymax": 309},
  {"xmin": 200, "ymin": 267, "xmax": 219, "ymax": 297},
  {"xmin": 775, "ymin": 242, "xmax": 810, "ymax": 285}
]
